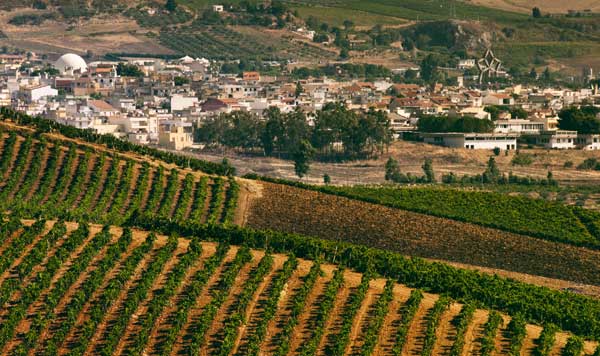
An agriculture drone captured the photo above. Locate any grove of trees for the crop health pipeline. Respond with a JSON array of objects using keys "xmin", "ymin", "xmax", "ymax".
[{"xmin": 196, "ymin": 103, "xmax": 392, "ymax": 162}]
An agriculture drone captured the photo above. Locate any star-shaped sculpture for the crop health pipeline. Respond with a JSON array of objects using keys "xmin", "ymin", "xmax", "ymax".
[{"xmin": 477, "ymin": 49, "xmax": 502, "ymax": 84}]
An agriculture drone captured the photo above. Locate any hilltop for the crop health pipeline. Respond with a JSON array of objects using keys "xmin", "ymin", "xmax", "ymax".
[{"xmin": 0, "ymin": 0, "xmax": 598, "ymax": 74}]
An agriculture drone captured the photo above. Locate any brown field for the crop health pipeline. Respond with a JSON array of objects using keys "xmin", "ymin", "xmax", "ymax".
[
  {"xmin": 0, "ymin": 221, "xmax": 597, "ymax": 355},
  {"xmin": 0, "ymin": 9, "xmax": 174, "ymax": 56},
  {"xmin": 246, "ymin": 181, "xmax": 600, "ymax": 291}
]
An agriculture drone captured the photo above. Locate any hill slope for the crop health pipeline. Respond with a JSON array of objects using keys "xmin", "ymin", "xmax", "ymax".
[{"xmin": 0, "ymin": 219, "xmax": 597, "ymax": 355}]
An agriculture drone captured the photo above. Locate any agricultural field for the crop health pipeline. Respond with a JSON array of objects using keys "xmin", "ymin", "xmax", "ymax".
[
  {"xmin": 159, "ymin": 25, "xmax": 337, "ymax": 61},
  {"xmin": 246, "ymin": 181, "xmax": 600, "ymax": 288},
  {"xmin": 0, "ymin": 128, "xmax": 239, "ymax": 227},
  {"xmin": 0, "ymin": 219, "xmax": 596, "ymax": 355},
  {"xmin": 5, "ymin": 111, "xmax": 600, "ymax": 352}
]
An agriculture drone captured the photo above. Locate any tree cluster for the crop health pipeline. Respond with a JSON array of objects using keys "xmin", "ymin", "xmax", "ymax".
[
  {"xmin": 558, "ymin": 106, "xmax": 600, "ymax": 134},
  {"xmin": 196, "ymin": 103, "xmax": 392, "ymax": 162},
  {"xmin": 417, "ymin": 115, "xmax": 495, "ymax": 133}
]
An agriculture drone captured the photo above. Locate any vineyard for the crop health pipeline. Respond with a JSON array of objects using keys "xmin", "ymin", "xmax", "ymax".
[
  {"xmin": 0, "ymin": 130, "xmax": 239, "ymax": 227},
  {"xmin": 0, "ymin": 219, "xmax": 596, "ymax": 356},
  {"xmin": 4, "ymin": 111, "xmax": 600, "ymax": 353},
  {"xmin": 159, "ymin": 25, "xmax": 336, "ymax": 61}
]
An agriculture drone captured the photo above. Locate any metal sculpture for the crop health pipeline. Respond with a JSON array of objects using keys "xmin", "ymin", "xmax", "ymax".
[{"xmin": 477, "ymin": 48, "xmax": 502, "ymax": 84}]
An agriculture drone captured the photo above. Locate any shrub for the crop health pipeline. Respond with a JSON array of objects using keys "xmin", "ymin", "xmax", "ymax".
[{"xmin": 512, "ymin": 153, "xmax": 534, "ymax": 166}]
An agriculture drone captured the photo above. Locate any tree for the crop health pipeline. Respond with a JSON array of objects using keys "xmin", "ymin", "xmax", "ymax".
[
  {"xmin": 542, "ymin": 67, "xmax": 551, "ymax": 82},
  {"xmin": 293, "ymin": 140, "xmax": 314, "ymax": 178},
  {"xmin": 493, "ymin": 147, "xmax": 501, "ymax": 156},
  {"xmin": 420, "ymin": 54, "xmax": 440, "ymax": 82},
  {"xmin": 385, "ymin": 157, "xmax": 401, "ymax": 182},
  {"xmin": 483, "ymin": 157, "xmax": 501, "ymax": 183},
  {"xmin": 295, "ymin": 82, "xmax": 303, "ymax": 97},
  {"xmin": 532, "ymin": 7, "xmax": 542, "ymax": 18},
  {"xmin": 339, "ymin": 47, "xmax": 349, "ymax": 60},
  {"xmin": 529, "ymin": 67, "xmax": 538, "ymax": 79},
  {"xmin": 558, "ymin": 106, "xmax": 600, "ymax": 134},
  {"xmin": 165, "ymin": 0, "xmax": 177, "ymax": 12},
  {"xmin": 174, "ymin": 76, "xmax": 189, "ymax": 86},
  {"xmin": 323, "ymin": 174, "xmax": 331, "ymax": 184},
  {"xmin": 343, "ymin": 19, "xmax": 354, "ymax": 30},
  {"xmin": 422, "ymin": 158, "xmax": 436, "ymax": 183}
]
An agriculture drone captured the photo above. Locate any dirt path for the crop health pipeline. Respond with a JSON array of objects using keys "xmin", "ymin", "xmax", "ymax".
[
  {"xmin": 495, "ymin": 315, "xmax": 512, "ymax": 355},
  {"xmin": 521, "ymin": 324, "xmax": 543, "ymax": 356},
  {"xmin": 234, "ymin": 178, "xmax": 263, "ymax": 227},
  {"xmin": 431, "ymin": 302, "xmax": 463, "ymax": 356}
]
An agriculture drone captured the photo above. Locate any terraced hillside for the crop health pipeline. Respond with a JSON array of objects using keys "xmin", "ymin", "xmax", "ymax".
[
  {"xmin": 0, "ymin": 128, "xmax": 239, "ymax": 227},
  {"xmin": 0, "ymin": 219, "xmax": 596, "ymax": 356}
]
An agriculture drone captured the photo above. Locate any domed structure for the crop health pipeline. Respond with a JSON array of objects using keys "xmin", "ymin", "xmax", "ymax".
[{"xmin": 54, "ymin": 53, "xmax": 88, "ymax": 75}]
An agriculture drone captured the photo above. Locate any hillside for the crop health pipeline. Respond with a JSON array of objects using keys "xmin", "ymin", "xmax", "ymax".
[
  {"xmin": 0, "ymin": 219, "xmax": 596, "ymax": 356},
  {"xmin": 5, "ymin": 111, "xmax": 600, "ymax": 348},
  {"xmin": 3, "ymin": 114, "xmax": 600, "ymax": 295}
]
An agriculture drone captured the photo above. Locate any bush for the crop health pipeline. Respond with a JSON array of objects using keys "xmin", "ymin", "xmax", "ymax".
[
  {"xmin": 564, "ymin": 161, "xmax": 574, "ymax": 168},
  {"xmin": 578, "ymin": 158, "xmax": 600, "ymax": 170},
  {"xmin": 511, "ymin": 153, "xmax": 534, "ymax": 166},
  {"xmin": 493, "ymin": 147, "xmax": 501, "ymax": 156}
]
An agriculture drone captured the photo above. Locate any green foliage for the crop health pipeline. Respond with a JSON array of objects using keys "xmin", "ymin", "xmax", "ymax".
[
  {"xmin": 507, "ymin": 314, "xmax": 527, "ymax": 356},
  {"xmin": 392, "ymin": 289, "xmax": 424, "ymax": 355},
  {"xmin": 293, "ymin": 140, "xmax": 314, "ymax": 178},
  {"xmin": 533, "ymin": 324, "xmax": 558, "ymax": 356},
  {"xmin": 8, "ymin": 13, "xmax": 54, "ymax": 26},
  {"xmin": 418, "ymin": 115, "xmax": 494, "ymax": 133},
  {"xmin": 359, "ymin": 279, "xmax": 395, "ymax": 355},
  {"xmin": 512, "ymin": 152, "xmax": 535, "ymax": 166},
  {"xmin": 422, "ymin": 158, "xmax": 436, "ymax": 183},
  {"xmin": 165, "ymin": 0, "xmax": 177, "ymax": 12},
  {"xmin": 449, "ymin": 304, "xmax": 476, "ymax": 356},
  {"xmin": 421, "ymin": 296, "xmax": 451, "ymax": 356},
  {"xmin": 562, "ymin": 336, "xmax": 584, "ymax": 356},
  {"xmin": 558, "ymin": 106, "xmax": 600, "ymax": 134},
  {"xmin": 481, "ymin": 311, "xmax": 503, "ymax": 356},
  {"xmin": 116, "ymin": 63, "xmax": 143, "ymax": 77}
]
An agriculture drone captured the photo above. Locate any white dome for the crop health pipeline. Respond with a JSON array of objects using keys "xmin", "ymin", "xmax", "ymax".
[{"xmin": 54, "ymin": 53, "xmax": 88, "ymax": 74}]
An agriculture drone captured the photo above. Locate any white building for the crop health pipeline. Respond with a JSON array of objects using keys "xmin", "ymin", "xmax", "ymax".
[
  {"xmin": 576, "ymin": 134, "xmax": 600, "ymax": 150},
  {"xmin": 54, "ymin": 53, "xmax": 88, "ymax": 75},
  {"xmin": 458, "ymin": 59, "xmax": 476, "ymax": 69},
  {"xmin": 494, "ymin": 119, "xmax": 545, "ymax": 135},
  {"xmin": 20, "ymin": 85, "xmax": 58, "ymax": 103},
  {"xmin": 171, "ymin": 94, "xmax": 198, "ymax": 112},
  {"xmin": 535, "ymin": 130, "xmax": 577, "ymax": 149},
  {"xmin": 422, "ymin": 132, "xmax": 518, "ymax": 150}
]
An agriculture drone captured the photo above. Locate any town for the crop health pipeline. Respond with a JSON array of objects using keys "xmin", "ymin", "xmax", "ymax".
[{"xmin": 2, "ymin": 51, "xmax": 599, "ymax": 158}]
